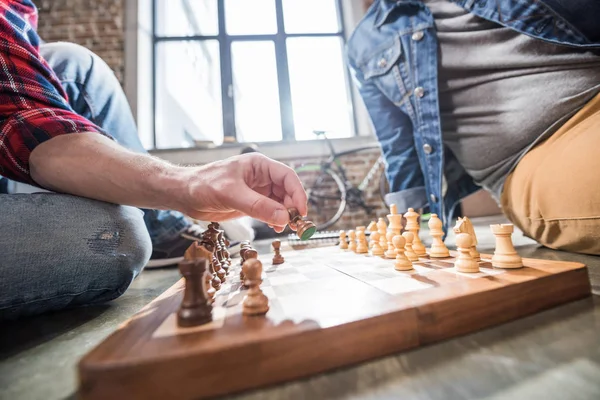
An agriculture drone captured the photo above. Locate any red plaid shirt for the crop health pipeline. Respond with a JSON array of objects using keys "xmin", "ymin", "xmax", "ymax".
[{"xmin": 0, "ymin": 0, "xmax": 105, "ymax": 185}]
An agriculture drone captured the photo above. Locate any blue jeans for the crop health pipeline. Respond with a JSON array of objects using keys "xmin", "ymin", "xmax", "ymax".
[{"xmin": 0, "ymin": 42, "xmax": 187, "ymax": 320}]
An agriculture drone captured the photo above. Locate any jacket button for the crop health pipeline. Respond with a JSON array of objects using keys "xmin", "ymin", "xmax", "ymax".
[
  {"xmin": 378, "ymin": 58, "xmax": 387, "ymax": 68},
  {"xmin": 430, "ymin": 194, "xmax": 438, "ymax": 203},
  {"xmin": 423, "ymin": 144, "xmax": 433, "ymax": 154},
  {"xmin": 414, "ymin": 86, "xmax": 425, "ymax": 98},
  {"xmin": 412, "ymin": 31, "xmax": 424, "ymax": 41}
]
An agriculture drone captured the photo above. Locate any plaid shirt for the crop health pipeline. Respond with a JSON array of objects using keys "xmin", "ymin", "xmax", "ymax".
[{"xmin": 0, "ymin": 0, "xmax": 105, "ymax": 185}]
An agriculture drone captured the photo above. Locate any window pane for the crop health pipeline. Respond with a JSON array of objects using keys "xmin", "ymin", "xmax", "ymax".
[
  {"xmin": 155, "ymin": 41, "xmax": 223, "ymax": 148},
  {"xmin": 283, "ymin": 0, "xmax": 340, "ymax": 33},
  {"xmin": 287, "ymin": 37, "xmax": 353, "ymax": 140},
  {"xmin": 156, "ymin": 0, "xmax": 218, "ymax": 36},
  {"xmin": 231, "ymin": 41, "xmax": 282, "ymax": 142},
  {"xmin": 225, "ymin": 0, "xmax": 277, "ymax": 35}
]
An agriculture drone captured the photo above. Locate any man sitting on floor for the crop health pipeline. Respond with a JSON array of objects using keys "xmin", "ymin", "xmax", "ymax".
[
  {"xmin": 0, "ymin": 0, "xmax": 307, "ymax": 320},
  {"xmin": 348, "ymin": 0, "xmax": 600, "ymax": 254}
]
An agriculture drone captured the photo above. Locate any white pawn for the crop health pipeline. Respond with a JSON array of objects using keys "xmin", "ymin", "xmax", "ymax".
[
  {"xmin": 454, "ymin": 233, "xmax": 479, "ymax": 273},
  {"xmin": 428, "ymin": 214, "xmax": 450, "ymax": 258},
  {"xmin": 348, "ymin": 230, "xmax": 357, "ymax": 252},
  {"xmin": 370, "ymin": 231, "xmax": 384, "ymax": 256},
  {"xmin": 377, "ymin": 218, "xmax": 388, "ymax": 251},
  {"xmin": 402, "ymin": 231, "xmax": 419, "ymax": 262},
  {"xmin": 339, "ymin": 231, "xmax": 348, "ymax": 250},
  {"xmin": 367, "ymin": 221, "xmax": 377, "ymax": 248},
  {"xmin": 384, "ymin": 231, "xmax": 397, "ymax": 259},
  {"xmin": 356, "ymin": 230, "xmax": 369, "ymax": 254},
  {"xmin": 392, "ymin": 235, "xmax": 413, "ymax": 271}
]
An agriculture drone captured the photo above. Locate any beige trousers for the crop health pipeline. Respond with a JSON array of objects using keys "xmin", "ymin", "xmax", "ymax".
[{"xmin": 501, "ymin": 93, "xmax": 600, "ymax": 255}]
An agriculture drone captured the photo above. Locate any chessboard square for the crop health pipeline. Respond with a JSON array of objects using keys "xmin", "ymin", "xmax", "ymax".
[
  {"xmin": 412, "ymin": 264, "xmax": 440, "ymax": 274},
  {"xmin": 261, "ymin": 286, "xmax": 277, "ymax": 300},
  {"xmin": 264, "ymin": 266, "xmax": 299, "ymax": 276},
  {"xmin": 267, "ymin": 273, "xmax": 310, "ymax": 286},
  {"xmin": 271, "ymin": 274, "xmax": 357, "ymax": 299},
  {"xmin": 368, "ymin": 276, "xmax": 433, "ymax": 295},
  {"xmin": 348, "ymin": 270, "xmax": 398, "ymax": 282},
  {"xmin": 303, "ymin": 268, "xmax": 343, "ymax": 280}
]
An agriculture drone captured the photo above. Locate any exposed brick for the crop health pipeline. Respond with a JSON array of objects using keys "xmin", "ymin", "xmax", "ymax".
[{"xmin": 34, "ymin": 0, "xmax": 125, "ymax": 84}]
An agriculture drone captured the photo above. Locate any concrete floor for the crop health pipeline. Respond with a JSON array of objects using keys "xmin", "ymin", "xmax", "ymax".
[{"xmin": 1, "ymin": 215, "xmax": 599, "ymax": 400}]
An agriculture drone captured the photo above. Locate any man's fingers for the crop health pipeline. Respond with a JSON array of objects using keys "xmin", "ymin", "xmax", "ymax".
[
  {"xmin": 260, "ymin": 157, "xmax": 308, "ymax": 216},
  {"xmin": 225, "ymin": 186, "xmax": 290, "ymax": 226}
]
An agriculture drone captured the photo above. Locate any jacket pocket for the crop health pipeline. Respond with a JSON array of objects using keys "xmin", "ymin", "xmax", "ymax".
[{"xmin": 360, "ymin": 36, "xmax": 411, "ymax": 107}]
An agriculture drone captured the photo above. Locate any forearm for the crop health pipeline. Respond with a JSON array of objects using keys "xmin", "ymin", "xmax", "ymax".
[{"xmin": 30, "ymin": 133, "xmax": 189, "ymax": 212}]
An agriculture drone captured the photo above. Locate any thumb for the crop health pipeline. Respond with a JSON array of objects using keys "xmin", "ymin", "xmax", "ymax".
[{"xmin": 226, "ymin": 187, "xmax": 289, "ymax": 226}]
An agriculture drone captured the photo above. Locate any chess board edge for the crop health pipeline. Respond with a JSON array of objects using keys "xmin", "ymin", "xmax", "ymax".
[{"xmin": 77, "ymin": 254, "xmax": 591, "ymax": 400}]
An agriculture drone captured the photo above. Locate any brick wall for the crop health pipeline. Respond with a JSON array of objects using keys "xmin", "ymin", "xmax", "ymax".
[{"xmin": 35, "ymin": 0, "xmax": 125, "ymax": 83}]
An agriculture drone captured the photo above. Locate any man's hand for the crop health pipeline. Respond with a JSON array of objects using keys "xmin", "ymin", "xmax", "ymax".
[{"xmin": 182, "ymin": 153, "xmax": 308, "ymax": 232}]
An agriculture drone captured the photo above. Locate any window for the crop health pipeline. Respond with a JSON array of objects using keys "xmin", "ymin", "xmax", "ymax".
[{"xmin": 152, "ymin": 0, "xmax": 356, "ymax": 149}]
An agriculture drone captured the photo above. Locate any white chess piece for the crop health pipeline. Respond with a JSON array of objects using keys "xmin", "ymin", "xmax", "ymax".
[
  {"xmin": 404, "ymin": 207, "xmax": 426, "ymax": 256},
  {"xmin": 490, "ymin": 224, "xmax": 523, "ymax": 268},
  {"xmin": 392, "ymin": 235, "xmax": 413, "ymax": 271},
  {"xmin": 402, "ymin": 231, "xmax": 419, "ymax": 262},
  {"xmin": 428, "ymin": 214, "xmax": 450, "ymax": 258},
  {"xmin": 339, "ymin": 231, "xmax": 348, "ymax": 250},
  {"xmin": 377, "ymin": 218, "xmax": 388, "ymax": 252},
  {"xmin": 387, "ymin": 204, "xmax": 403, "ymax": 235},
  {"xmin": 454, "ymin": 233, "xmax": 479, "ymax": 273}
]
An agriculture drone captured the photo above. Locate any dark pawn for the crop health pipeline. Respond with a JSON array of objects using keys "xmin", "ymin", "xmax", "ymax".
[
  {"xmin": 213, "ymin": 254, "xmax": 226, "ymax": 283},
  {"xmin": 177, "ymin": 259, "xmax": 213, "ymax": 327},
  {"xmin": 240, "ymin": 248, "xmax": 258, "ymax": 285},
  {"xmin": 272, "ymin": 239, "xmax": 284, "ymax": 265},
  {"xmin": 216, "ymin": 231, "xmax": 230, "ymax": 274}
]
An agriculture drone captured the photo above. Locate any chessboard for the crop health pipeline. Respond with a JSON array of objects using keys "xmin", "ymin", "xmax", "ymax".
[{"xmin": 78, "ymin": 243, "xmax": 591, "ymax": 400}]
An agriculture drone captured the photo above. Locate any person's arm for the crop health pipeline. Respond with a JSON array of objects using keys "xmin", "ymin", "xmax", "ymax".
[
  {"xmin": 0, "ymin": 1, "xmax": 110, "ymax": 185},
  {"xmin": 30, "ymin": 133, "xmax": 307, "ymax": 230}
]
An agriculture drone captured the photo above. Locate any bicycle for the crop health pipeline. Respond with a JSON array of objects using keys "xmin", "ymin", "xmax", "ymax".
[{"xmin": 294, "ymin": 131, "xmax": 389, "ymax": 231}]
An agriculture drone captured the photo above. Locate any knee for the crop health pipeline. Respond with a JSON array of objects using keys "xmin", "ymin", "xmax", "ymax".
[
  {"xmin": 95, "ymin": 206, "xmax": 152, "ymax": 299},
  {"xmin": 40, "ymin": 42, "xmax": 117, "ymax": 86}
]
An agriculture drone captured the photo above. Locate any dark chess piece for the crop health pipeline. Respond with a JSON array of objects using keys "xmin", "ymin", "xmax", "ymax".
[
  {"xmin": 242, "ymin": 259, "xmax": 269, "ymax": 316},
  {"xmin": 239, "ymin": 241, "xmax": 252, "ymax": 266},
  {"xmin": 217, "ymin": 231, "xmax": 230, "ymax": 274},
  {"xmin": 240, "ymin": 247, "xmax": 258, "ymax": 285},
  {"xmin": 177, "ymin": 259, "xmax": 213, "ymax": 327},
  {"xmin": 272, "ymin": 239, "xmax": 284, "ymax": 265},
  {"xmin": 186, "ymin": 241, "xmax": 221, "ymax": 290},
  {"xmin": 288, "ymin": 208, "xmax": 316, "ymax": 241},
  {"xmin": 212, "ymin": 254, "xmax": 226, "ymax": 282}
]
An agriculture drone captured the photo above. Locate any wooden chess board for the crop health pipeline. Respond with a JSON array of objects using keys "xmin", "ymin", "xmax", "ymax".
[{"xmin": 78, "ymin": 244, "xmax": 591, "ymax": 400}]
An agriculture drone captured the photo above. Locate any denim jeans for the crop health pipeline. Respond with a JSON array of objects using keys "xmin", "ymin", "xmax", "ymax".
[{"xmin": 0, "ymin": 42, "xmax": 186, "ymax": 320}]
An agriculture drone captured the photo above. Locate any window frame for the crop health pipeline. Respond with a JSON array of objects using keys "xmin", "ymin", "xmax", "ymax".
[{"xmin": 151, "ymin": 0, "xmax": 357, "ymax": 148}]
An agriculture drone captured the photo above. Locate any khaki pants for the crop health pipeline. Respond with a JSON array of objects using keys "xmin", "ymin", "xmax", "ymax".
[{"xmin": 502, "ymin": 93, "xmax": 600, "ymax": 255}]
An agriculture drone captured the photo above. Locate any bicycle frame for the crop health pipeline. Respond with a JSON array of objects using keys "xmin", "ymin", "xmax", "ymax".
[{"xmin": 323, "ymin": 144, "xmax": 383, "ymax": 192}]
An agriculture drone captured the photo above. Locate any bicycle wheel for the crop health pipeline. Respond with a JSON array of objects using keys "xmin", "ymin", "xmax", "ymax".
[{"xmin": 295, "ymin": 164, "xmax": 346, "ymax": 231}]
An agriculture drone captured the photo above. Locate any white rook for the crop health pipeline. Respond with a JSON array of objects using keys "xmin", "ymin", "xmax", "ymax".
[{"xmin": 490, "ymin": 224, "xmax": 523, "ymax": 269}]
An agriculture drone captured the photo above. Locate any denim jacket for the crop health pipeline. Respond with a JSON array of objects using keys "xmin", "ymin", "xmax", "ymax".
[{"xmin": 347, "ymin": 0, "xmax": 600, "ymax": 232}]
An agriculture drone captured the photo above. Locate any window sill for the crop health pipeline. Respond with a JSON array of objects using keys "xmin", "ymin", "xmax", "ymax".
[{"xmin": 149, "ymin": 136, "xmax": 380, "ymax": 164}]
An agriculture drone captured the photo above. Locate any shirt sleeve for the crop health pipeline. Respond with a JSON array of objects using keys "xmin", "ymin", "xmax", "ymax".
[{"xmin": 0, "ymin": 0, "xmax": 109, "ymax": 185}]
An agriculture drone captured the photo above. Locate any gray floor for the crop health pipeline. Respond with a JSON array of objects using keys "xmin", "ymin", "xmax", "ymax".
[{"xmin": 1, "ymin": 215, "xmax": 599, "ymax": 400}]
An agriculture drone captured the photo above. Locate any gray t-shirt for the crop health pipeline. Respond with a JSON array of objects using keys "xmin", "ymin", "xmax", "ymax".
[{"xmin": 425, "ymin": 0, "xmax": 600, "ymax": 200}]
